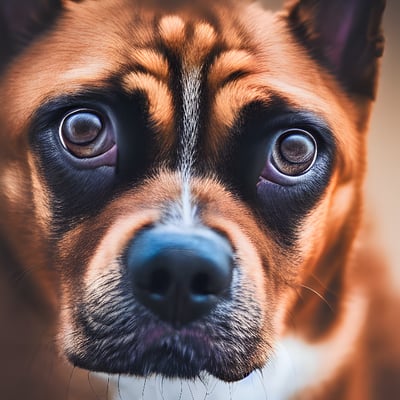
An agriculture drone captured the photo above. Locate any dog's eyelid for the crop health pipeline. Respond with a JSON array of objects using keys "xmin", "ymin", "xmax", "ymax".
[
  {"xmin": 270, "ymin": 114, "xmax": 332, "ymax": 141},
  {"xmin": 28, "ymin": 88, "xmax": 124, "ymax": 127},
  {"xmin": 236, "ymin": 99, "xmax": 333, "ymax": 143}
]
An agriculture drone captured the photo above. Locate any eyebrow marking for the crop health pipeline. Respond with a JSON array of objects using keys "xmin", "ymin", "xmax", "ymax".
[
  {"xmin": 130, "ymin": 48, "xmax": 170, "ymax": 81},
  {"xmin": 122, "ymin": 71, "xmax": 174, "ymax": 145},
  {"xmin": 207, "ymin": 76, "xmax": 272, "ymax": 154},
  {"xmin": 185, "ymin": 22, "xmax": 217, "ymax": 66},
  {"xmin": 208, "ymin": 49, "xmax": 257, "ymax": 89},
  {"xmin": 158, "ymin": 15, "xmax": 186, "ymax": 52}
]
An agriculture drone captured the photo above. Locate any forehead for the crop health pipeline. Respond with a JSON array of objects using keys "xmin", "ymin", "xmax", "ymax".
[{"xmin": 1, "ymin": 0, "xmax": 358, "ymax": 160}]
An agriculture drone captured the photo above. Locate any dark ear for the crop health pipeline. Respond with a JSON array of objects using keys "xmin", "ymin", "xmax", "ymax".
[
  {"xmin": 287, "ymin": 0, "xmax": 386, "ymax": 99},
  {"xmin": 0, "ymin": 0, "xmax": 62, "ymax": 69}
]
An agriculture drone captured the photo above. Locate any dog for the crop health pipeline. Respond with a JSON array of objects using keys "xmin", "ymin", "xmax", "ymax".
[{"xmin": 0, "ymin": 0, "xmax": 398, "ymax": 398}]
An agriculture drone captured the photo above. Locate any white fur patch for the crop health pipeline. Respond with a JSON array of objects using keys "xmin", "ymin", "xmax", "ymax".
[
  {"xmin": 163, "ymin": 65, "xmax": 202, "ymax": 228},
  {"xmin": 180, "ymin": 65, "xmax": 202, "ymax": 181}
]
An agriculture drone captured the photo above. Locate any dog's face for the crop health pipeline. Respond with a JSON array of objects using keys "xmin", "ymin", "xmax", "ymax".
[{"xmin": 0, "ymin": 0, "xmax": 384, "ymax": 383}]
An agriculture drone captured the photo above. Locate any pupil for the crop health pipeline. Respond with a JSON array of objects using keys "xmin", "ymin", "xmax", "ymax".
[
  {"xmin": 64, "ymin": 112, "xmax": 102, "ymax": 144},
  {"xmin": 280, "ymin": 133, "xmax": 315, "ymax": 164}
]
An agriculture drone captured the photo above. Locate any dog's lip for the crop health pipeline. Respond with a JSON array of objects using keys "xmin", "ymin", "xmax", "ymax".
[
  {"xmin": 132, "ymin": 325, "xmax": 257, "ymax": 382},
  {"xmin": 139, "ymin": 323, "xmax": 211, "ymax": 349},
  {"xmin": 68, "ymin": 313, "xmax": 264, "ymax": 381}
]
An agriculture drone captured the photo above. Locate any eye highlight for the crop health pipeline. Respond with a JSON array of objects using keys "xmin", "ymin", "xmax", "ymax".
[
  {"xmin": 59, "ymin": 109, "xmax": 115, "ymax": 159},
  {"xmin": 271, "ymin": 129, "xmax": 317, "ymax": 176}
]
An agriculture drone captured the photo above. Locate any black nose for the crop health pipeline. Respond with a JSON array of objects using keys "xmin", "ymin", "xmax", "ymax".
[{"xmin": 126, "ymin": 226, "xmax": 233, "ymax": 327}]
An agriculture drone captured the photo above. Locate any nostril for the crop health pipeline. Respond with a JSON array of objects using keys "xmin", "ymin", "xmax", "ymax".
[
  {"xmin": 190, "ymin": 272, "xmax": 213, "ymax": 296},
  {"xmin": 148, "ymin": 268, "xmax": 171, "ymax": 297}
]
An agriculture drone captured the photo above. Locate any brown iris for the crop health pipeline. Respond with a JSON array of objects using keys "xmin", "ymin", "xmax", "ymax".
[
  {"xmin": 59, "ymin": 109, "xmax": 114, "ymax": 158},
  {"xmin": 272, "ymin": 129, "xmax": 317, "ymax": 176}
]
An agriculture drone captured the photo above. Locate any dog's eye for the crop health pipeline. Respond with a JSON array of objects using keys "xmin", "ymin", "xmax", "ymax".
[
  {"xmin": 59, "ymin": 109, "xmax": 115, "ymax": 158},
  {"xmin": 271, "ymin": 129, "xmax": 317, "ymax": 176}
]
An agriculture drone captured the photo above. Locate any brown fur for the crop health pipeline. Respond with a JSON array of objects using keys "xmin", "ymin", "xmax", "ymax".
[{"xmin": 0, "ymin": 0, "xmax": 398, "ymax": 399}]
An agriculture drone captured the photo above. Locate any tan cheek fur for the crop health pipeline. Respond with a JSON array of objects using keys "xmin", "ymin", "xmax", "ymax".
[
  {"xmin": 0, "ymin": 154, "xmax": 56, "ymax": 306},
  {"xmin": 83, "ymin": 210, "xmax": 161, "ymax": 288}
]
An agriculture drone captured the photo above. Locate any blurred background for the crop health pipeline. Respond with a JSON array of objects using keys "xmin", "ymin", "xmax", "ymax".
[
  {"xmin": 263, "ymin": 0, "xmax": 400, "ymax": 287},
  {"xmin": 367, "ymin": 0, "xmax": 400, "ymax": 287}
]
